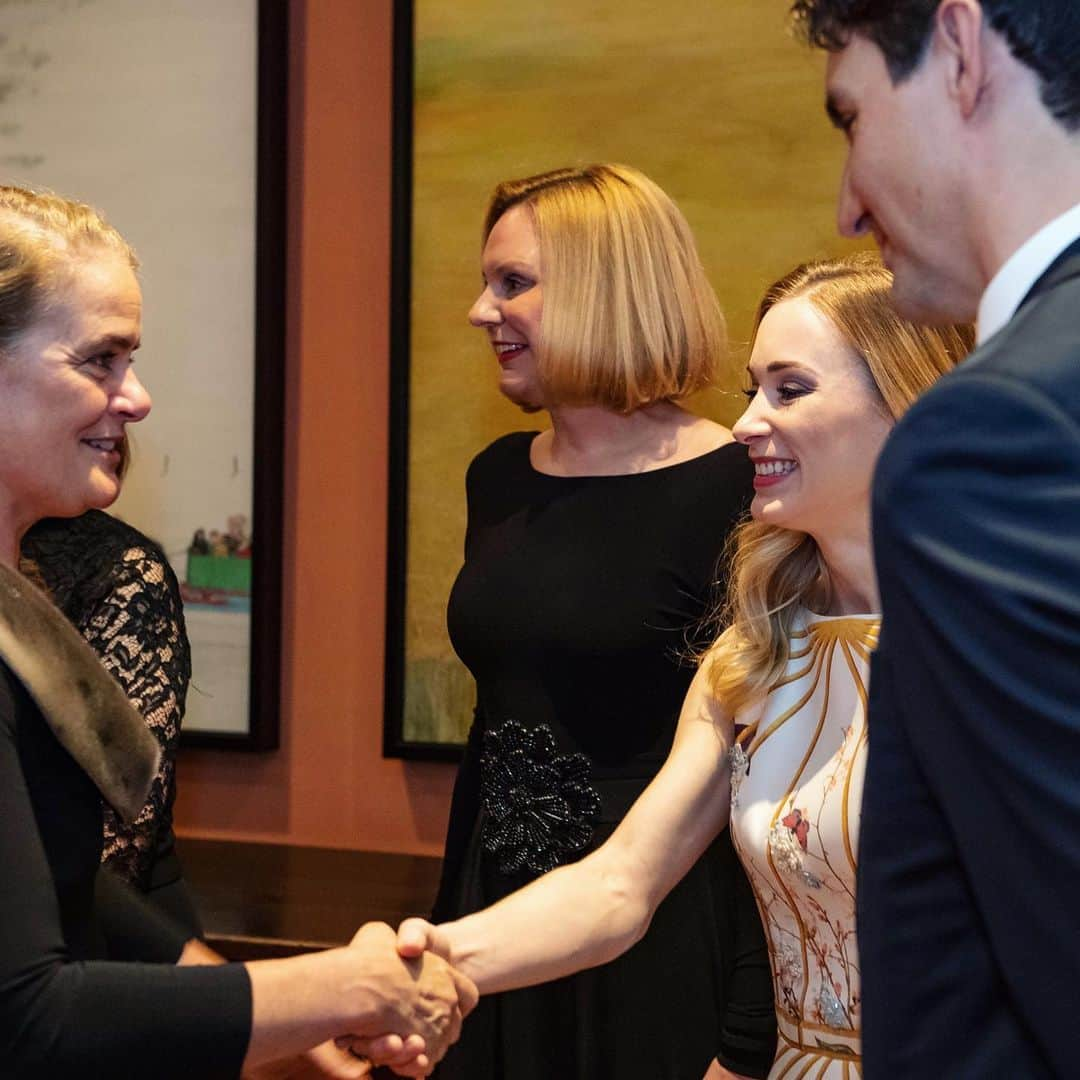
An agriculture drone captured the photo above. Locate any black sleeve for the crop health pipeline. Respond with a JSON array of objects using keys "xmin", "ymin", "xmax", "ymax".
[
  {"xmin": 864, "ymin": 373, "xmax": 1080, "ymax": 1077},
  {"xmin": 144, "ymin": 847, "xmax": 206, "ymax": 938},
  {"xmin": 94, "ymin": 868, "xmax": 192, "ymax": 962},
  {"xmin": 0, "ymin": 677, "xmax": 251, "ymax": 1078}
]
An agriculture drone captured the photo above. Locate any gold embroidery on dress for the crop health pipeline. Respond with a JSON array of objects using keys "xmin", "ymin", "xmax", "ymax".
[{"xmin": 731, "ymin": 614, "xmax": 879, "ymax": 1077}]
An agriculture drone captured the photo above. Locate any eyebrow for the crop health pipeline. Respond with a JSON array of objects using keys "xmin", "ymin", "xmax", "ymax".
[
  {"xmin": 483, "ymin": 259, "xmax": 533, "ymax": 276},
  {"xmin": 746, "ymin": 360, "xmax": 814, "ymax": 379},
  {"xmin": 82, "ymin": 333, "xmax": 141, "ymax": 353}
]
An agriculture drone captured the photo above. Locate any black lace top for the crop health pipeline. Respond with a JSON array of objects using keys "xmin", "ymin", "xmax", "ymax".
[{"xmin": 21, "ymin": 511, "xmax": 191, "ymax": 894}]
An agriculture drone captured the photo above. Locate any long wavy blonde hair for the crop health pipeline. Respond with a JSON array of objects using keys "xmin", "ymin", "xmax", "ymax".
[{"xmin": 706, "ymin": 254, "xmax": 974, "ymax": 715}]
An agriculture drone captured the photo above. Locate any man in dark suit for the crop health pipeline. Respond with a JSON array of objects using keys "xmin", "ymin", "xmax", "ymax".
[{"xmin": 791, "ymin": 1, "xmax": 1080, "ymax": 1075}]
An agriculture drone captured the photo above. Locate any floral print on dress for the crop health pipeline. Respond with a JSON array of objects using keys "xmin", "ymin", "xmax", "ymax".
[{"xmin": 729, "ymin": 614, "xmax": 879, "ymax": 1077}]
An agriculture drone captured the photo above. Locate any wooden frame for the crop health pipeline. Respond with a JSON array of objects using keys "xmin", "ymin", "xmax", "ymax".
[
  {"xmin": 1, "ymin": 0, "xmax": 288, "ymax": 750},
  {"xmin": 182, "ymin": 0, "xmax": 288, "ymax": 750},
  {"xmin": 383, "ymin": 0, "xmax": 855, "ymax": 759},
  {"xmin": 385, "ymin": 0, "xmax": 453, "ymax": 759}
]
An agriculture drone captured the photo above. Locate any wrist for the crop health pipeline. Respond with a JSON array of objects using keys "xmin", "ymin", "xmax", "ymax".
[
  {"xmin": 440, "ymin": 919, "xmax": 483, "ymax": 989},
  {"xmin": 320, "ymin": 947, "xmax": 387, "ymax": 1035}
]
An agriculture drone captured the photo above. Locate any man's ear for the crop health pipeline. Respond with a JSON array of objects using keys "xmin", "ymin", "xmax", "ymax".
[{"xmin": 935, "ymin": 0, "xmax": 987, "ymax": 118}]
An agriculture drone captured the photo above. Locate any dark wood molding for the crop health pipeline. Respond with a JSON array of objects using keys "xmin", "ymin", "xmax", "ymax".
[{"xmin": 184, "ymin": 838, "xmax": 442, "ymax": 959}]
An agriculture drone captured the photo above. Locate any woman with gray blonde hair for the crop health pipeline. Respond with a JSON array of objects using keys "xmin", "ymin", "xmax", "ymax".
[
  {"xmin": 431, "ymin": 163, "xmax": 776, "ymax": 1080},
  {"xmin": 401, "ymin": 254, "xmax": 973, "ymax": 1080},
  {"xmin": 0, "ymin": 185, "xmax": 475, "ymax": 1078}
]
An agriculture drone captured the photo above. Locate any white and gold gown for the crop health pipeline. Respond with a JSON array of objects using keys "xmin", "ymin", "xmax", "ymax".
[{"xmin": 729, "ymin": 612, "xmax": 879, "ymax": 1079}]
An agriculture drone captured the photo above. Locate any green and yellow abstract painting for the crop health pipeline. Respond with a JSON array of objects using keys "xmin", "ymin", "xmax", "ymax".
[{"xmin": 400, "ymin": 0, "xmax": 864, "ymax": 747}]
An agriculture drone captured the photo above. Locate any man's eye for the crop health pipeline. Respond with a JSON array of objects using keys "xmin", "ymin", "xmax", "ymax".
[{"xmin": 742, "ymin": 386, "xmax": 758, "ymax": 401}]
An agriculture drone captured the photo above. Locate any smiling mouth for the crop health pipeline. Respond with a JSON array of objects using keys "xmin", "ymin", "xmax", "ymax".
[
  {"xmin": 754, "ymin": 459, "xmax": 797, "ymax": 477},
  {"xmin": 493, "ymin": 342, "xmax": 527, "ymax": 363},
  {"xmin": 82, "ymin": 437, "xmax": 123, "ymax": 454}
]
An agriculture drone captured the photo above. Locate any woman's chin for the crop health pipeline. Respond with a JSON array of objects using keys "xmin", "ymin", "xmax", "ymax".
[
  {"xmin": 750, "ymin": 496, "xmax": 787, "ymax": 525},
  {"xmin": 81, "ymin": 474, "xmax": 123, "ymax": 512},
  {"xmin": 498, "ymin": 387, "xmax": 546, "ymax": 413}
]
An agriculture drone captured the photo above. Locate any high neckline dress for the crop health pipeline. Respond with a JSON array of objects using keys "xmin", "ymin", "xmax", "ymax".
[
  {"xmin": 435, "ymin": 431, "xmax": 777, "ymax": 1079},
  {"xmin": 729, "ymin": 611, "xmax": 880, "ymax": 1079}
]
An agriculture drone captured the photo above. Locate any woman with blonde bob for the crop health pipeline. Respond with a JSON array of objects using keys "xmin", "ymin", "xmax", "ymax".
[
  {"xmin": 430, "ymin": 164, "xmax": 777, "ymax": 1079},
  {"xmin": 403, "ymin": 255, "xmax": 974, "ymax": 1080}
]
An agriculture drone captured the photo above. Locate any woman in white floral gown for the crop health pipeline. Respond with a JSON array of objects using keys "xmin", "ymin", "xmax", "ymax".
[
  {"xmin": 393, "ymin": 256, "xmax": 972, "ymax": 1080},
  {"xmin": 727, "ymin": 614, "xmax": 877, "ymax": 1076}
]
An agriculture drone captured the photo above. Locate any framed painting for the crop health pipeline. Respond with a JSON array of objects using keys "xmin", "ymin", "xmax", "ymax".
[
  {"xmin": 1, "ymin": 0, "xmax": 287, "ymax": 749},
  {"xmin": 384, "ymin": 0, "xmax": 861, "ymax": 757}
]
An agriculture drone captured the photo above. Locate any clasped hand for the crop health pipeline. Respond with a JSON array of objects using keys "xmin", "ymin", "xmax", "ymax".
[{"xmin": 332, "ymin": 921, "xmax": 475, "ymax": 1078}]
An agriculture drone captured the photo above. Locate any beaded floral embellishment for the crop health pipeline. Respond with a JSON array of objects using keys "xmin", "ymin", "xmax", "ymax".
[
  {"xmin": 768, "ymin": 811, "xmax": 822, "ymax": 889},
  {"xmin": 729, "ymin": 742, "xmax": 749, "ymax": 808},
  {"xmin": 480, "ymin": 719, "xmax": 602, "ymax": 876}
]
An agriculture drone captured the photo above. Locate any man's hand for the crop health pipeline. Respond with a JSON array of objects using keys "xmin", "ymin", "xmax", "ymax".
[{"xmin": 342, "ymin": 923, "xmax": 477, "ymax": 1074}]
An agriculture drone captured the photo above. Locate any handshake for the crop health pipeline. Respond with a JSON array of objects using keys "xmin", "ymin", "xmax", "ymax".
[{"xmin": 306, "ymin": 918, "xmax": 470, "ymax": 1079}]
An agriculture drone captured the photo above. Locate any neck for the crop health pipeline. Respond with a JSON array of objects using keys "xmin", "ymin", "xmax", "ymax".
[
  {"xmin": 0, "ymin": 501, "xmax": 27, "ymax": 569},
  {"xmin": 973, "ymin": 174, "xmax": 1080, "ymax": 291},
  {"xmin": 966, "ymin": 69, "xmax": 1080, "ymax": 288},
  {"xmin": 813, "ymin": 517, "xmax": 879, "ymax": 616},
  {"xmin": 542, "ymin": 401, "xmax": 690, "ymax": 474}
]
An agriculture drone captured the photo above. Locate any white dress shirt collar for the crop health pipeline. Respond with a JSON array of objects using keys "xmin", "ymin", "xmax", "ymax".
[{"xmin": 977, "ymin": 201, "xmax": 1080, "ymax": 346}]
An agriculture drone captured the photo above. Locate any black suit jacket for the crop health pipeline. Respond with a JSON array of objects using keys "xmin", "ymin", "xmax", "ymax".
[{"xmin": 858, "ymin": 238, "xmax": 1080, "ymax": 1078}]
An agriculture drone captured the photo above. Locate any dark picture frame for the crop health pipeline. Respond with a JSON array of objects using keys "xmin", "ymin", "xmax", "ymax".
[
  {"xmin": 1, "ymin": 0, "xmax": 287, "ymax": 750},
  {"xmin": 385, "ymin": 0, "xmax": 455, "ymax": 760},
  {"xmin": 382, "ymin": 0, "xmax": 853, "ymax": 760},
  {"xmin": 181, "ymin": 0, "xmax": 288, "ymax": 750}
]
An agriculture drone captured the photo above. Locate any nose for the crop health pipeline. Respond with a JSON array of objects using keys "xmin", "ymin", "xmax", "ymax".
[
  {"xmin": 732, "ymin": 390, "xmax": 770, "ymax": 445},
  {"xmin": 468, "ymin": 285, "xmax": 501, "ymax": 328},
  {"xmin": 113, "ymin": 364, "xmax": 152, "ymax": 422},
  {"xmin": 836, "ymin": 158, "xmax": 871, "ymax": 239}
]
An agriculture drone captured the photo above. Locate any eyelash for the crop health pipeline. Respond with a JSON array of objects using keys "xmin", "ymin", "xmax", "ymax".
[
  {"xmin": 81, "ymin": 353, "xmax": 119, "ymax": 379},
  {"xmin": 743, "ymin": 383, "xmax": 809, "ymax": 403}
]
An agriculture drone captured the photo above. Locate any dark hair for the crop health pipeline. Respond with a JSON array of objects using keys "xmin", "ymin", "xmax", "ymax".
[{"xmin": 790, "ymin": 0, "xmax": 1080, "ymax": 130}]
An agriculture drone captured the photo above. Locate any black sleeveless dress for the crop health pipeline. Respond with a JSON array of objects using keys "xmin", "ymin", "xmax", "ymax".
[{"xmin": 434, "ymin": 432, "xmax": 777, "ymax": 1079}]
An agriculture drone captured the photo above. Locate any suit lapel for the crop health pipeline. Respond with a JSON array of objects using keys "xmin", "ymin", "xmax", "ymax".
[{"xmin": 0, "ymin": 561, "xmax": 160, "ymax": 823}]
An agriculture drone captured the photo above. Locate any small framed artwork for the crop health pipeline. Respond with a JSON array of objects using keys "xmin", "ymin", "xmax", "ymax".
[
  {"xmin": 2, "ymin": 0, "xmax": 288, "ymax": 749},
  {"xmin": 383, "ymin": 0, "xmax": 853, "ymax": 759}
]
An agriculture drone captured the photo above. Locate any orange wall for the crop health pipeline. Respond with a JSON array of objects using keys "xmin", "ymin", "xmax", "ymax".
[{"xmin": 174, "ymin": 0, "xmax": 456, "ymax": 857}]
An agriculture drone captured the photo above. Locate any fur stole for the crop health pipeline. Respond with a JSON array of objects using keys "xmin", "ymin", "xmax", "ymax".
[{"xmin": 0, "ymin": 560, "xmax": 160, "ymax": 823}]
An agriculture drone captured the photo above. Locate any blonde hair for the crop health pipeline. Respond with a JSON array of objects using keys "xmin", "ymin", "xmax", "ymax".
[
  {"xmin": 483, "ymin": 164, "xmax": 725, "ymax": 413},
  {"xmin": 0, "ymin": 185, "xmax": 137, "ymax": 352},
  {"xmin": 706, "ymin": 254, "xmax": 974, "ymax": 713}
]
